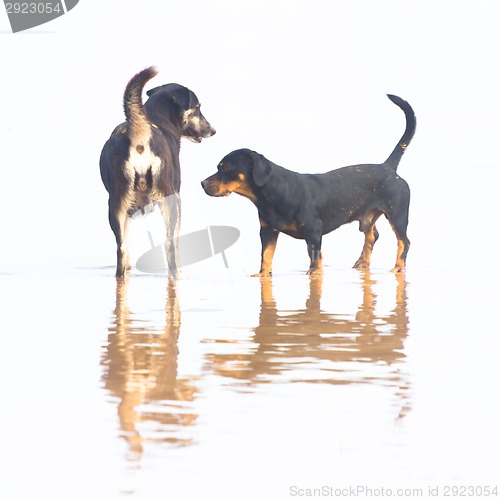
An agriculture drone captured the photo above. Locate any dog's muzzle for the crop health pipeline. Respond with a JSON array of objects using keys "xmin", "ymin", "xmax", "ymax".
[
  {"xmin": 202, "ymin": 178, "xmax": 224, "ymax": 197},
  {"xmin": 188, "ymin": 120, "xmax": 216, "ymax": 143}
]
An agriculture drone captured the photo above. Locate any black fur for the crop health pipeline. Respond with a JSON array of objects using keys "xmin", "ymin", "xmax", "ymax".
[
  {"xmin": 100, "ymin": 67, "xmax": 215, "ymax": 277},
  {"xmin": 202, "ymin": 94, "xmax": 415, "ymax": 276}
]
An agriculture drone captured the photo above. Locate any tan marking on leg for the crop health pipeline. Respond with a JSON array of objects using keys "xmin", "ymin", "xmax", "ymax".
[
  {"xmin": 307, "ymin": 251, "xmax": 323, "ymax": 275},
  {"xmin": 115, "ymin": 206, "xmax": 131, "ymax": 277},
  {"xmin": 391, "ymin": 239, "xmax": 406, "ymax": 273},
  {"xmin": 354, "ymin": 225, "xmax": 378, "ymax": 269},
  {"xmin": 253, "ymin": 238, "xmax": 277, "ymax": 277}
]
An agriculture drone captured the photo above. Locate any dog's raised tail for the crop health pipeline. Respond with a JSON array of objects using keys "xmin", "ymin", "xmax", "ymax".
[
  {"xmin": 384, "ymin": 94, "xmax": 416, "ymax": 170},
  {"xmin": 123, "ymin": 66, "xmax": 158, "ymax": 146}
]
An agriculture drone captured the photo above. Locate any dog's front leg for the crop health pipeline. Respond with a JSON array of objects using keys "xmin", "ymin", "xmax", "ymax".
[
  {"xmin": 305, "ymin": 223, "xmax": 323, "ymax": 275},
  {"xmin": 252, "ymin": 225, "xmax": 279, "ymax": 277},
  {"xmin": 306, "ymin": 242, "xmax": 323, "ymax": 275},
  {"xmin": 159, "ymin": 193, "xmax": 181, "ymax": 278}
]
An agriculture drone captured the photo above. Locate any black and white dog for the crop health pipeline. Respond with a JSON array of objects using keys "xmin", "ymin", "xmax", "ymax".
[{"xmin": 100, "ymin": 67, "xmax": 215, "ymax": 277}]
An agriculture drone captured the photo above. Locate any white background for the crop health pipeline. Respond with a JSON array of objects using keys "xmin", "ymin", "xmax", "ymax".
[{"xmin": 1, "ymin": 0, "xmax": 499, "ymax": 273}]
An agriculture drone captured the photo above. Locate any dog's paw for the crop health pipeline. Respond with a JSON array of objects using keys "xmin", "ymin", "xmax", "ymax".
[
  {"xmin": 251, "ymin": 270, "xmax": 272, "ymax": 278},
  {"xmin": 306, "ymin": 268, "xmax": 323, "ymax": 276},
  {"xmin": 353, "ymin": 260, "xmax": 370, "ymax": 269},
  {"xmin": 391, "ymin": 265, "xmax": 405, "ymax": 273},
  {"xmin": 169, "ymin": 269, "xmax": 181, "ymax": 280}
]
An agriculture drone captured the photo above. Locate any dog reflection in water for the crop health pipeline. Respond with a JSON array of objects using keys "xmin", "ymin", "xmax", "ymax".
[
  {"xmin": 206, "ymin": 272, "xmax": 411, "ymax": 419},
  {"xmin": 102, "ymin": 279, "xmax": 196, "ymax": 456},
  {"xmin": 134, "ymin": 213, "xmax": 240, "ymax": 273}
]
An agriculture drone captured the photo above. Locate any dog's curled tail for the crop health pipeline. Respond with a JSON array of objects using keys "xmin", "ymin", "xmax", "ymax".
[
  {"xmin": 384, "ymin": 94, "xmax": 417, "ymax": 170},
  {"xmin": 123, "ymin": 66, "xmax": 158, "ymax": 146}
]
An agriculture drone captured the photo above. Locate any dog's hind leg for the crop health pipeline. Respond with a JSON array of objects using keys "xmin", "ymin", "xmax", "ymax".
[
  {"xmin": 353, "ymin": 224, "xmax": 379, "ymax": 269},
  {"xmin": 391, "ymin": 228, "xmax": 410, "ymax": 273},
  {"xmin": 108, "ymin": 201, "xmax": 131, "ymax": 277},
  {"xmin": 159, "ymin": 193, "xmax": 181, "ymax": 278},
  {"xmin": 387, "ymin": 214, "xmax": 410, "ymax": 273},
  {"xmin": 384, "ymin": 181, "xmax": 411, "ymax": 273},
  {"xmin": 353, "ymin": 213, "xmax": 382, "ymax": 269}
]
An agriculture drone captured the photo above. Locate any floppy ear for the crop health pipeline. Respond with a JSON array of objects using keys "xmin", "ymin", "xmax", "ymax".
[
  {"xmin": 170, "ymin": 87, "xmax": 198, "ymax": 109},
  {"xmin": 169, "ymin": 88, "xmax": 182, "ymax": 105},
  {"xmin": 146, "ymin": 86, "xmax": 163, "ymax": 96},
  {"xmin": 251, "ymin": 152, "xmax": 272, "ymax": 187}
]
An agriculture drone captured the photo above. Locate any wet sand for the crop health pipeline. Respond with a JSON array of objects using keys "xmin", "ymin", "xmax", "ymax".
[{"xmin": 1, "ymin": 258, "xmax": 498, "ymax": 499}]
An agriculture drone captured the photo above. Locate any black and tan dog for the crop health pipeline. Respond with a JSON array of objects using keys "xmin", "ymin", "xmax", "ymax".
[
  {"xmin": 202, "ymin": 94, "xmax": 415, "ymax": 276},
  {"xmin": 100, "ymin": 67, "xmax": 215, "ymax": 277}
]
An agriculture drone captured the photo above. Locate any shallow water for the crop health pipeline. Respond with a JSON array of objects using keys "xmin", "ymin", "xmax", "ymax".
[
  {"xmin": 1, "ymin": 256, "xmax": 499, "ymax": 499},
  {"xmin": 1, "ymin": 159, "xmax": 499, "ymax": 500}
]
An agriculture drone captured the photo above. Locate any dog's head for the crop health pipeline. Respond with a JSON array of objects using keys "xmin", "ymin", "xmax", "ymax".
[
  {"xmin": 202, "ymin": 149, "xmax": 272, "ymax": 201},
  {"xmin": 146, "ymin": 83, "xmax": 216, "ymax": 143}
]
